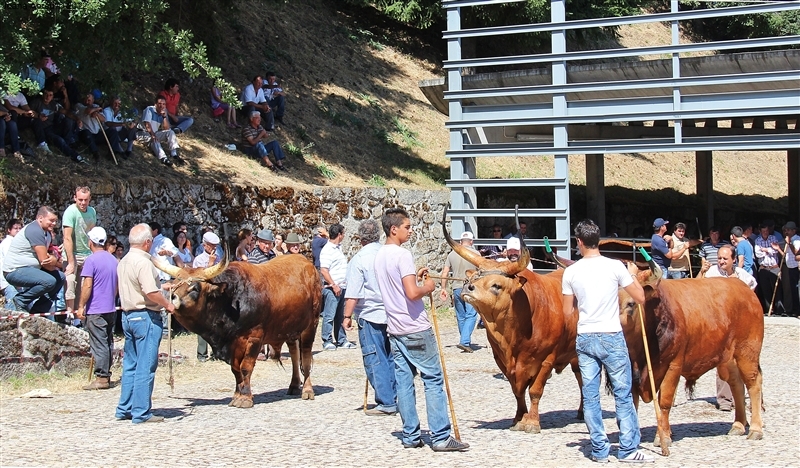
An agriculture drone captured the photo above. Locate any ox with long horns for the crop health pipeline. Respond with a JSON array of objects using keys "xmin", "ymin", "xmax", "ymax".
[
  {"xmin": 443, "ymin": 207, "xmax": 585, "ymax": 432},
  {"xmin": 154, "ymin": 253, "xmax": 322, "ymax": 407}
]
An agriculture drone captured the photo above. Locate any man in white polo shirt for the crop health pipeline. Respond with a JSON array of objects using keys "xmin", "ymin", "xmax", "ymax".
[{"xmin": 319, "ymin": 223, "xmax": 356, "ymax": 350}]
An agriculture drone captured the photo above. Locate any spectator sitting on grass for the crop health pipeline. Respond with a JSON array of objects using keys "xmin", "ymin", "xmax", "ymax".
[
  {"xmin": 241, "ymin": 111, "xmax": 286, "ymax": 172},
  {"xmin": 158, "ymin": 78, "xmax": 193, "ymax": 134},
  {"xmin": 211, "ymin": 86, "xmax": 239, "ymax": 129}
]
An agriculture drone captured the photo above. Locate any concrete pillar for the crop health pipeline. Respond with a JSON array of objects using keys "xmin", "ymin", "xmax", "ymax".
[
  {"xmin": 696, "ymin": 151, "xmax": 714, "ymax": 233},
  {"xmin": 586, "ymin": 154, "xmax": 606, "ymax": 234},
  {"xmin": 790, "ymin": 149, "xmax": 799, "ymax": 222}
]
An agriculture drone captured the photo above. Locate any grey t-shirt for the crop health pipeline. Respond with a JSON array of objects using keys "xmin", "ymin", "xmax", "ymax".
[
  {"xmin": 28, "ymin": 98, "xmax": 63, "ymax": 128},
  {"xmin": 3, "ymin": 222, "xmax": 51, "ymax": 272}
]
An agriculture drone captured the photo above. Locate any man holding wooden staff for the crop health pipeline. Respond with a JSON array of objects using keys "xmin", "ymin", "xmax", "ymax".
[
  {"xmin": 373, "ymin": 208, "xmax": 469, "ymax": 452},
  {"xmin": 562, "ymin": 219, "xmax": 653, "ymax": 463}
]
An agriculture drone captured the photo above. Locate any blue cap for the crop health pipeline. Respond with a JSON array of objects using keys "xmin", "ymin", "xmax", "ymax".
[{"xmin": 653, "ymin": 218, "xmax": 669, "ymax": 228}]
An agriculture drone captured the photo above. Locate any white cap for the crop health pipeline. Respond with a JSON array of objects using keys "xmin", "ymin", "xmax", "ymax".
[
  {"xmin": 460, "ymin": 231, "xmax": 474, "ymax": 240},
  {"xmin": 506, "ymin": 237, "xmax": 521, "ymax": 250},
  {"xmin": 87, "ymin": 227, "xmax": 107, "ymax": 246},
  {"xmin": 203, "ymin": 232, "xmax": 220, "ymax": 245}
]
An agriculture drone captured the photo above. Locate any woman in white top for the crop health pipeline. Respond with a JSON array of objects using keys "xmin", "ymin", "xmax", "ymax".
[{"xmin": 173, "ymin": 230, "xmax": 194, "ymax": 267}]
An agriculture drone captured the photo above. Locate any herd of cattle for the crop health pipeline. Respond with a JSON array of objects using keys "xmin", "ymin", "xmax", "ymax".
[{"xmin": 152, "ymin": 217, "xmax": 765, "ymax": 458}]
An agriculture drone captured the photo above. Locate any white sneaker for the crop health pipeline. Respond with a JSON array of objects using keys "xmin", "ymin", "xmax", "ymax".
[
  {"xmin": 38, "ymin": 142, "xmax": 53, "ymax": 154},
  {"xmin": 619, "ymin": 450, "xmax": 655, "ymax": 463},
  {"xmin": 338, "ymin": 341, "xmax": 358, "ymax": 349}
]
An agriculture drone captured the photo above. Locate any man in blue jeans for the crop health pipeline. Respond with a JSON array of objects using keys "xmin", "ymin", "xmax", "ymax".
[
  {"xmin": 374, "ymin": 208, "xmax": 469, "ymax": 452},
  {"xmin": 439, "ymin": 231, "xmax": 479, "ymax": 352},
  {"xmin": 2, "ymin": 206, "xmax": 64, "ymax": 313},
  {"xmin": 343, "ymin": 219, "xmax": 397, "ymax": 416},
  {"xmin": 115, "ymin": 223, "xmax": 175, "ymax": 424},
  {"xmin": 562, "ymin": 219, "xmax": 653, "ymax": 463},
  {"xmin": 241, "ymin": 111, "xmax": 286, "ymax": 172}
]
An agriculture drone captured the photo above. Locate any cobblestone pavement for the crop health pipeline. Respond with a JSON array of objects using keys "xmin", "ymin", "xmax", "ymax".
[{"xmin": 1, "ymin": 318, "xmax": 797, "ymax": 467}]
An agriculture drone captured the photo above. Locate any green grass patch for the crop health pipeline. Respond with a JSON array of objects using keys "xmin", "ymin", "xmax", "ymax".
[
  {"xmin": 285, "ymin": 142, "xmax": 314, "ymax": 159},
  {"xmin": 392, "ymin": 116, "xmax": 423, "ymax": 148},
  {"xmin": 366, "ymin": 174, "xmax": 386, "ymax": 187},
  {"xmin": 316, "ymin": 161, "xmax": 336, "ymax": 179}
]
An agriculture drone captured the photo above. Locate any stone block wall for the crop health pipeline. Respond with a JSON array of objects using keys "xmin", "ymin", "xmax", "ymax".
[{"xmin": 1, "ymin": 181, "xmax": 453, "ymax": 271}]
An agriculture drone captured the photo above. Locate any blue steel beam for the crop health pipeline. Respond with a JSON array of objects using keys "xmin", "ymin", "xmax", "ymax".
[
  {"xmin": 443, "ymin": 70, "xmax": 800, "ymax": 101},
  {"xmin": 446, "ymin": 177, "xmax": 566, "ymax": 188},
  {"xmin": 443, "ymin": 36, "xmax": 800, "ymax": 70},
  {"xmin": 442, "ymin": 1, "xmax": 800, "ymax": 38},
  {"xmin": 447, "ymin": 208, "xmax": 568, "ymax": 218}
]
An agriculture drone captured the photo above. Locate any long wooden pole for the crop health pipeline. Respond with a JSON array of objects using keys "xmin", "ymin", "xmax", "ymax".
[
  {"xmin": 95, "ymin": 116, "xmax": 118, "ymax": 166},
  {"xmin": 637, "ymin": 304, "xmax": 660, "ymax": 424},
  {"xmin": 767, "ymin": 244, "xmax": 789, "ymax": 317},
  {"xmin": 428, "ymin": 291, "xmax": 461, "ymax": 441},
  {"xmin": 363, "ymin": 377, "xmax": 369, "ymax": 414}
]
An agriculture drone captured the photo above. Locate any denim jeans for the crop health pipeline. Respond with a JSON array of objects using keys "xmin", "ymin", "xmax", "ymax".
[
  {"xmin": 245, "ymin": 141, "xmax": 285, "ymax": 162},
  {"xmin": 110, "ymin": 126, "xmax": 137, "ymax": 152},
  {"xmin": 269, "ymin": 95, "xmax": 285, "ymax": 119},
  {"xmin": 320, "ymin": 287, "xmax": 347, "ymax": 346},
  {"xmin": 390, "ymin": 328, "xmax": 452, "ymax": 446},
  {"xmin": 86, "ymin": 312, "xmax": 117, "ymax": 377},
  {"xmin": 452, "ymin": 288, "xmax": 478, "ymax": 346},
  {"xmin": 169, "ymin": 115, "xmax": 194, "ymax": 134},
  {"xmin": 667, "ymin": 270, "xmax": 687, "ymax": 279},
  {"xmin": 79, "ymin": 129, "xmax": 120, "ymax": 155},
  {"xmin": 576, "ymin": 332, "xmax": 641, "ymax": 460},
  {"xmin": 4, "ymin": 267, "xmax": 64, "ymax": 312},
  {"xmin": 3, "ymin": 284, "xmax": 19, "ymax": 303},
  {"xmin": 0, "ymin": 118, "xmax": 20, "ymax": 152},
  {"xmin": 44, "ymin": 124, "xmax": 80, "ymax": 160},
  {"xmin": 116, "ymin": 310, "xmax": 163, "ymax": 423},
  {"xmin": 358, "ymin": 318, "xmax": 397, "ymax": 412}
]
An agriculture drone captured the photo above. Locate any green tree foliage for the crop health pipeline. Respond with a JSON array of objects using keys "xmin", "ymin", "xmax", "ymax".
[
  {"xmin": 681, "ymin": 1, "xmax": 800, "ymax": 41},
  {"xmin": 0, "ymin": 0, "xmax": 238, "ymax": 105}
]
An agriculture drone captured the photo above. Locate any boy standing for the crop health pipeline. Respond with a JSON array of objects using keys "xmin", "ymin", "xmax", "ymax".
[{"xmin": 373, "ymin": 208, "xmax": 469, "ymax": 452}]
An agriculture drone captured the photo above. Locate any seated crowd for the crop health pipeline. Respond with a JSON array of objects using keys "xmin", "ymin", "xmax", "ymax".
[{"xmin": 2, "ymin": 52, "xmax": 289, "ymax": 170}]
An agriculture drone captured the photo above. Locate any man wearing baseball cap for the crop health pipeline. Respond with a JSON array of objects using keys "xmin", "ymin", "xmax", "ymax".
[
  {"xmin": 193, "ymin": 231, "xmax": 222, "ymax": 362},
  {"xmin": 77, "ymin": 226, "xmax": 119, "ymax": 390},
  {"xmin": 650, "ymin": 217, "xmax": 688, "ymax": 276},
  {"xmin": 500, "ymin": 237, "xmax": 534, "ymax": 272},
  {"xmin": 439, "ymin": 231, "xmax": 480, "ymax": 352}
]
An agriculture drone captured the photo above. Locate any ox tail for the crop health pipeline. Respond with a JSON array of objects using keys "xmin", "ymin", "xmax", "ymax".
[
  {"xmin": 603, "ymin": 368, "xmax": 613, "ymax": 396},
  {"xmin": 684, "ymin": 378, "xmax": 698, "ymax": 400}
]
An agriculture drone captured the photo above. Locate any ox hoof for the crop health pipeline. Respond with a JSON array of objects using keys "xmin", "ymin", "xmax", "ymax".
[
  {"xmin": 728, "ymin": 426, "xmax": 746, "ymax": 437},
  {"xmin": 653, "ymin": 435, "xmax": 671, "ymax": 449},
  {"xmin": 510, "ymin": 422, "xmax": 541, "ymax": 433},
  {"xmin": 301, "ymin": 391, "xmax": 315, "ymax": 400},
  {"xmin": 287, "ymin": 387, "xmax": 302, "ymax": 396},
  {"xmin": 747, "ymin": 431, "xmax": 763, "ymax": 441},
  {"xmin": 229, "ymin": 397, "xmax": 254, "ymax": 408},
  {"xmin": 661, "ymin": 446, "xmax": 670, "ymax": 457}
]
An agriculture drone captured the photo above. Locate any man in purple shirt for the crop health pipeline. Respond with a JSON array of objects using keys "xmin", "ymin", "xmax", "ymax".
[
  {"xmin": 76, "ymin": 227, "xmax": 119, "ymax": 390},
  {"xmin": 373, "ymin": 208, "xmax": 469, "ymax": 452}
]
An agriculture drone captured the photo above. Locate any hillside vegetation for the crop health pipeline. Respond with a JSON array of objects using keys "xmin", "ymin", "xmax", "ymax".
[{"xmin": 0, "ymin": 0, "xmax": 789, "ymax": 206}]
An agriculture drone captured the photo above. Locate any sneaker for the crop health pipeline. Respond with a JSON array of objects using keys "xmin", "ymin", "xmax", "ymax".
[
  {"xmin": 431, "ymin": 436, "xmax": 470, "ymax": 452},
  {"xmin": 172, "ymin": 155, "xmax": 185, "ymax": 166},
  {"xmin": 338, "ymin": 341, "xmax": 358, "ymax": 349},
  {"xmin": 276, "ymin": 164, "xmax": 287, "ymax": 172},
  {"xmin": 37, "ymin": 142, "xmax": 53, "ymax": 154},
  {"xmin": 619, "ymin": 450, "xmax": 655, "ymax": 463},
  {"xmin": 322, "ymin": 342, "xmax": 337, "ymax": 351},
  {"xmin": 591, "ymin": 455, "xmax": 609, "ymax": 463},
  {"xmin": 456, "ymin": 344, "xmax": 473, "ymax": 353},
  {"xmin": 402, "ymin": 440, "xmax": 425, "ymax": 449},
  {"xmin": 123, "ymin": 151, "xmax": 131, "ymax": 160},
  {"xmin": 365, "ymin": 408, "xmax": 397, "ymax": 416},
  {"xmin": 160, "ymin": 157, "xmax": 173, "ymax": 166},
  {"xmin": 75, "ymin": 155, "xmax": 90, "ymax": 165}
]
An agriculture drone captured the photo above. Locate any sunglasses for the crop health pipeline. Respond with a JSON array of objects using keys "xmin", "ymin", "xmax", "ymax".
[{"xmin": 492, "ymin": 229, "xmax": 502, "ymax": 233}]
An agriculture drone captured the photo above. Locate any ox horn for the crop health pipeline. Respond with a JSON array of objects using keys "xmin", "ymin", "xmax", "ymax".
[
  {"xmin": 499, "ymin": 204, "xmax": 529, "ymax": 276},
  {"xmin": 441, "ymin": 204, "xmax": 496, "ymax": 271},
  {"xmin": 640, "ymin": 247, "xmax": 663, "ymax": 286},
  {"xmin": 201, "ymin": 247, "xmax": 229, "ymax": 280},
  {"xmin": 152, "ymin": 258, "xmax": 184, "ymax": 278}
]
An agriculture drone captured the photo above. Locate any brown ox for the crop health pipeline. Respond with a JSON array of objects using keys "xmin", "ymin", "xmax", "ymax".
[
  {"xmin": 618, "ymin": 274, "xmax": 764, "ymax": 455},
  {"xmin": 444, "ymin": 223, "xmax": 584, "ymax": 433},
  {"xmin": 155, "ymin": 254, "xmax": 321, "ymax": 408}
]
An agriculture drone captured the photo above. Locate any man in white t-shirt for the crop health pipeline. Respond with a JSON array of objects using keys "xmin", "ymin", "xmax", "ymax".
[
  {"xmin": 0, "ymin": 218, "xmax": 23, "ymax": 301},
  {"xmin": 373, "ymin": 208, "xmax": 469, "ymax": 452},
  {"xmin": 240, "ymin": 75, "xmax": 275, "ymax": 131},
  {"xmin": 562, "ymin": 219, "xmax": 652, "ymax": 464},
  {"xmin": 319, "ymin": 223, "xmax": 356, "ymax": 350}
]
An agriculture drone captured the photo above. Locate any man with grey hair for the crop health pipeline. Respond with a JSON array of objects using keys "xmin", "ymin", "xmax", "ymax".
[
  {"xmin": 115, "ymin": 223, "xmax": 175, "ymax": 423},
  {"xmin": 343, "ymin": 219, "xmax": 397, "ymax": 415},
  {"xmin": 241, "ymin": 110, "xmax": 286, "ymax": 171}
]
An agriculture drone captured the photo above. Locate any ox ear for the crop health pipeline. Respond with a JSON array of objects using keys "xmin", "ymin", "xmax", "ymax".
[
  {"xmin": 515, "ymin": 275, "xmax": 528, "ymax": 288},
  {"xmin": 206, "ymin": 282, "xmax": 228, "ymax": 298}
]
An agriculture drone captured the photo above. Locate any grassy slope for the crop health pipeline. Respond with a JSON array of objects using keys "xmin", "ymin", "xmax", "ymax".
[{"xmin": 0, "ymin": 1, "xmax": 789, "ymax": 207}]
